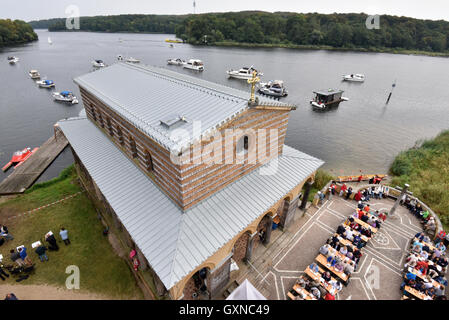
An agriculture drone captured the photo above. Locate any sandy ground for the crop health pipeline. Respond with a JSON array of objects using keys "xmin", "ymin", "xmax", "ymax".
[{"xmin": 0, "ymin": 284, "xmax": 111, "ymax": 300}]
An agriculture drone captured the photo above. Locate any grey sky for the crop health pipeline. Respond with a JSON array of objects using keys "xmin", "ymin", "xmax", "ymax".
[{"xmin": 2, "ymin": 0, "xmax": 448, "ymax": 22}]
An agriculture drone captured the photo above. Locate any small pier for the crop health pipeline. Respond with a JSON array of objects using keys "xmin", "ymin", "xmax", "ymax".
[{"xmin": 0, "ymin": 129, "xmax": 68, "ymax": 195}]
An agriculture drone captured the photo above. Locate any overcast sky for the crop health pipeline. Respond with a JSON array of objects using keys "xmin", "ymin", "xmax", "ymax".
[{"xmin": 2, "ymin": 0, "xmax": 448, "ymax": 22}]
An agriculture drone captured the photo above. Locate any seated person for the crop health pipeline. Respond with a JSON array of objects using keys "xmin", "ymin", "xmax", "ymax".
[
  {"xmin": 415, "ymin": 232, "xmax": 425, "ymax": 241},
  {"xmin": 436, "ymin": 242, "xmax": 446, "ymax": 253},
  {"xmin": 336, "ymin": 225, "xmax": 346, "ymax": 236},
  {"xmin": 353, "ymin": 249, "xmax": 362, "ymax": 264},
  {"xmin": 344, "ymin": 229, "xmax": 354, "ymax": 241},
  {"xmin": 400, "ymin": 272, "xmax": 417, "ymax": 290},
  {"xmin": 339, "ymin": 246, "xmax": 348, "ymax": 256},
  {"xmin": 361, "ymin": 227, "xmax": 372, "ymax": 238},
  {"xmin": 309, "ymin": 262, "xmax": 320, "ymax": 273},
  {"xmin": 310, "ymin": 286, "xmax": 321, "ymax": 299},
  {"xmin": 346, "ymin": 251, "xmax": 354, "ymax": 260},
  {"xmin": 319, "ymin": 243, "xmax": 330, "ymax": 256},
  {"xmin": 334, "ymin": 261, "xmax": 344, "ymax": 273},
  {"xmin": 404, "ymin": 253, "xmax": 419, "ymax": 269},
  {"xmin": 329, "ymin": 279, "xmax": 342, "ymax": 292},
  {"xmin": 343, "ymin": 260, "xmax": 355, "ymax": 275},
  {"xmin": 415, "ymin": 260, "xmax": 429, "ymax": 276},
  {"xmin": 357, "ymin": 201, "xmax": 364, "ymax": 210},
  {"xmin": 322, "ymin": 271, "xmax": 332, "ymax": 282},
  {"xmin": 420, "ymin": 250, "xmax": 429, "ymax": 261},
  {"xmin": 296, "ymin": 276, "xmax": 308, "ymax": 288},
  {"xmin": 361, "ymin": 214, "xmax": 369, "ymax": 223}
]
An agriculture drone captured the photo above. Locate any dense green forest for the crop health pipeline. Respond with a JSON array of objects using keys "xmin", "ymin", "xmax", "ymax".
[
  {"xmin": 30, "ymin": 11, "xmax": 449, "ymax": 54},
  {"xmin": 31, "ymin": 14, "xmax": 187, "ymax": 34},
  {"xmin": 0, "ymin": 19, "xmax": 38, "ymax": 47}
]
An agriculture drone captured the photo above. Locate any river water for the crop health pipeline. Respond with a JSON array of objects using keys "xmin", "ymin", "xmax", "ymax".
[{"xmin": 1, "ymin": 30, "xmax": 448, "ymax": 183}]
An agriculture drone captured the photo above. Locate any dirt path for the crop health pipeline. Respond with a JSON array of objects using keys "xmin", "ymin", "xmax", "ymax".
[{"xmin": 0, "ymin": 284, "xmax": 113, "ymax": 300}]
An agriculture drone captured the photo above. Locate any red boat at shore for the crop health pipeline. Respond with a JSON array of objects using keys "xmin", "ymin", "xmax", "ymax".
[{"xmin": 2, "ymin": 147, "xmax": 39, "ymax": 172}]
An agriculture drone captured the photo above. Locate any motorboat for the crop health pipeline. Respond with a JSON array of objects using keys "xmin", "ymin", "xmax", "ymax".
[
  {"xmin": 169, "ymin": 44, "xmax": 174, "ymax": 48},
  {"xmin": 183, "ymin": 59, "xmax": 204, "ymax": 71},
  {"xmin": 343, "ymin": 74, "xmax": 365, "ymax": 82},
  {"xmin": 7, "ymin": 56, "xmax": 19, "ymax": 64},
  {"xmin": 227, "ymin": 66, "xmax": 263, "ymax": 80},
  {"xmin": 52, "ymin": 91, "xmax": 79, "ymax": 104},
  {"xmin": 2, "ymin": 147, "xmax": 39, "ymax": 172},
  {"xmin": 258, "ymin": 80, "xmax": 288, "ymax": 97},
  {"xmin": 167, "ymin": 58, "xmax": 186, "ymax": 66},
  {"xmin": 29, "ymin": 70, "xmax": 41, "ymax": 79},
  {"xmin": 92, "ymin": 59, "xmax": 105, "ymax": 68},
  {"xmin": 48, "ymin": 37, "xmax": 53, "ymax": 45},
  {"xmin": 165, "ymin": 39, "xmax": 183, "ymax": 43},
  {"xmin": 310, "ymin": 89, "xmax": 349, "ymax": 110},
  {"xmin": 36, "ymin": 79, "xmax": 55, "ymax": 88},
  {"xmin": 126, "ymin": 57, "xmax": 140, "ymax": 63}
]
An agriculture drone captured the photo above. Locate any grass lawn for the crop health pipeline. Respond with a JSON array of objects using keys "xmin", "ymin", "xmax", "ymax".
[
  {"xmin": 390, "ymin": 130, "xmax": 449, "ymax": 230},
  {"xmin": 0, "ymin": 165, "xmax": 143, "ymax": 299}
]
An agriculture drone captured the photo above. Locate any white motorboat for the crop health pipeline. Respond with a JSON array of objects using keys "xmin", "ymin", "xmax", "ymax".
[
  {"xmin": 52, "ymin": 91, "xmax": 79, "ymax": 104},
  {"xmin": 126, "ymin": 57, "xmax": 140, "ymax": 63},
  {"xmin": 29, "ymin": 70, "xmax": 41, "ymax": 79},
  {"xmin": 36, "ymin": 79, "xmax": 55, "ymax": 88},
  {"xmin": 342, "ymin": 74, "xmax": 365, "ymax": 82},
  {"xmin": 92, "ymin": 59, "xmax": 105, "ymax": 68},
  {"xmin": 227, "ymin": 66, "xmax": 262, "ymax": 80},
  {"xmin": 167, "ymin": 58, "xmax": 186, "ymax": 66},
  {"xmin": 7, "ymin": 56, "xmax": 19, "ymax": 64},
  {"xmin": 258, "ymin": 80, "xmax": 288, "ymax": 97},
  {"xmin": 183, "ymin": 59, "xmax": 204, "ymax": 71}
]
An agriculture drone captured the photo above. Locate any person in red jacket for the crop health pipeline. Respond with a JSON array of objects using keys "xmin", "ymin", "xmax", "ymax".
[
  {"xmin": 415, "ymin": 260, "xmax": 429, "ymax": 275},
  {"xmin": 324, "ymin": 292, "xmax": 335, "ymax": 300},
  {"xmin": 354, "ymin": 191, "xmax": 362, "ymax": 202}
]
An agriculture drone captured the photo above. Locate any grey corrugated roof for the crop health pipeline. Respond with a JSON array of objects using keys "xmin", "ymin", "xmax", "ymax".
[
  {"xmin": 58, "ymin": 117, "xmax": 323, "ymax": 290},
  {"xmin": 74, "ymin": 62, "xmax": 293, "ymax": 154}
]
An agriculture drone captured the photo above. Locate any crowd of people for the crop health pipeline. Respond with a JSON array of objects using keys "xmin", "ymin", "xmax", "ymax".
[
  {"xmin": 0, "ymin": 224, "xmax": 71, "ymax": 282},
  {"xmin": 401, "ymin": 232, "xmax": 447, "ymax": 300},
  {"xmin": 289, "ymin": 200, "xmax": 383, "ymax": 300}
]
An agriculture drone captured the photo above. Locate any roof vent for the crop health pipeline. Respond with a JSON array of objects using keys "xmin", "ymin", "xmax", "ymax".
[{"xmin": 160, "ymin": 114, "xmax": 187, "ymax": 129}]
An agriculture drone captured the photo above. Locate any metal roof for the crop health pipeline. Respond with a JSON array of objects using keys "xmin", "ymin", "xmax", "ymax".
[
  {"xmin": 58, "ymin": 117, "xmax": 323, "ymax": 290},
  {"xmin": 313, "ymin": 89, "xmax": 344, "ymax": 96},
  {"xmin": 74, "ymin": 62, "xmax": 294, "ymax": 154}
]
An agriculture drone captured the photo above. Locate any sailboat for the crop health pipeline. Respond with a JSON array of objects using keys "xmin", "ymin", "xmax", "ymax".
[{"xmin": 48, "ymin": 37, "xmax": 53, "ymax": 45}]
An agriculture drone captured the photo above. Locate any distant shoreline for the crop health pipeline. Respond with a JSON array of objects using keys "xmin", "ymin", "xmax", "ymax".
[{"xmin": 36, "ymin": 29, "xmax": 449, "ymax": 58}]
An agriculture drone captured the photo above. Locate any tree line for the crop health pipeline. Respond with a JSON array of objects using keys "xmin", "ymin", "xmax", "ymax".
[
  {"xmin": 29, "ymin": 11, "xmax": 449, "ymax": 53},
  {"xmin": 0, "ymin": 19, "xmax": 38, "ymax": 47}
]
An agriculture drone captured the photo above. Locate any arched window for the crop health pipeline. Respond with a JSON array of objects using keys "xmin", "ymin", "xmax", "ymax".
[
  {"xmin": 90, "ymin": 104, "xmax": 96, "ymax": 121},
  {"xmin": 117, "ymin": 127, "xmax": 124, "ymax": 146},
  {"xmin": 144, "ymin": 150, "xmax": 153, "ymax": 171},
  {"xmin": 98, "ymin": 112, "xmax": 104, "ymax": 128},
  {"xmin": 106, "ymin": 117, "xmax": 113, "ymax": 136},
  {"xmin": 129, "ymin": 137, "xmax": 137, "ymax": 158},
  {"xmin": 237, "ymin": 134, "xmax": 250, "ymax": 155}
]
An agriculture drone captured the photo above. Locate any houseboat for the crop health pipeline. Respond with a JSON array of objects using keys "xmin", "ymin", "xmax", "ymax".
[{"xmin": 310, "ymin": 89, "xmax": 348, "ymax": 110}]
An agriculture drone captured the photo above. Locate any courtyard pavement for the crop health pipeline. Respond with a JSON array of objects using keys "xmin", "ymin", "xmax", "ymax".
[{"xmin": 236, "ymin": 195, "xmax": 441, "ymax": 300}]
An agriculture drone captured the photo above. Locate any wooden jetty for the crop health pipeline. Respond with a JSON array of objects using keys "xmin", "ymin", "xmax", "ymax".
[{"xmin": 0, "ymin": 128, "xmax": 68, "ymax": 195}]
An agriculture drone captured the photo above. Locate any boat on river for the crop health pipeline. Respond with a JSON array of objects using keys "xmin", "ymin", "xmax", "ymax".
[
  {"xmin": 227, "ymin": 66, "xmax": 262, "ymax": 80},
  {"xmin": 52, "ymin": 91, "xmax": 79, "ymax": 104},
  {"xmin": 183, "ymin": 59, "xmax": 204, "ymax": 71},
  {"xmin": 167, "ymin": 58, "xmax": 185, "ymax": 66},
  {"xmin": 258, "ymin": 80, "xmax": 288, "ymax": 97},
  {"xmin": 7, "ymin": 56, "xmax": 19, "ymax": 64},
  {"xmin": 2, "ymin": 147, "xmax": 39, "ymax": 172},
  {"xmin": 29, "ymin": 70, "xmax": 41, "ymax": 79},
  {"xmin": 165, "ymin": 39, "xmax": 183, "ymax": 43},
  {"xmin": 343, "ymin": 74, "xmax": 365, "ymax": 82},
  {"xmin": 92, "ymin": 60, "xmax": 105, "ymax": 68},
  {"xmin": 126, "ymin": 57, "xmax": 140, "ymax": 63},
  {"xmin": 36, "ymin": 79, "xmax": 55, "ymax": 88},
  {"xmin": 310, "ymin": 89, "xmax": 348, "ymax": 110}
]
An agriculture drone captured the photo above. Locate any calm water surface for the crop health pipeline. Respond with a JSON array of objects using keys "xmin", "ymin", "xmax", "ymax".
[{"xmin": 1, "ymin": 30, "xmax": 448, "ymax": 183}]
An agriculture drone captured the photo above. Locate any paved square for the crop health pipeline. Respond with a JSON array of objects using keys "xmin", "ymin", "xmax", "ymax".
[{"xmin": 237, "ymin": 195, "xmax": 444, "ymax": 300}]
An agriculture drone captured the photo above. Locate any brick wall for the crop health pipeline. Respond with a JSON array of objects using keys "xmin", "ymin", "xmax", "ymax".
[
  {"xmin": 232, "ymin": 233, "xmax": 250, "ymax": 263},
  {"xmin": 80, "ymin": 87, "xmax": 292, "ymax": 211}
]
